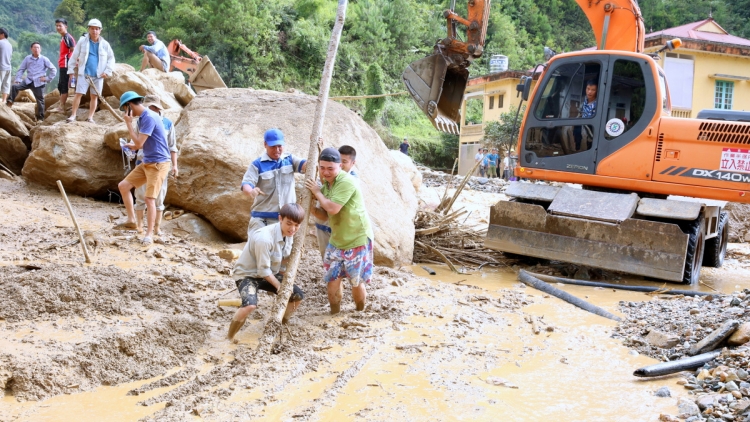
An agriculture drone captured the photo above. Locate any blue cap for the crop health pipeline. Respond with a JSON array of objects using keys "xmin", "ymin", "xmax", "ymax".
[
  {"xmin": 264, "ymin": 129, "xmax": 285, "ymax": 146},
  {"xmin": 119, "ymin": 91, "xmax": 144, "ymax": 110}
]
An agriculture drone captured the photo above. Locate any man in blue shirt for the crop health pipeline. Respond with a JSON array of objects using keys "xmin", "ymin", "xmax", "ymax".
[
  {"xmin": 140, "ymin": 31, "xmax": 170, "ymax": 72},
  {"xmin": 115, "ymin": 91, "xmax": 171, "ymax": 245},
  {"xmin": 7, "ymin": 42, "xmax": 56, "ymax": 121}
]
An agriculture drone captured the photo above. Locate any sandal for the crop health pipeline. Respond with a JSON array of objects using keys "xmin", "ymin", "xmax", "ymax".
[
  {"xmin": 114, "ymin": 222, "xmax": 138, "ymax": 230},
  {"xmin": 141, "ymin": 236, "xmax": 153, "ymax": 245},
  {"xmin": 65, "ymin": 116, "xmax": 75, "ymax": 123},
  {"xmin": 86, "ymin": 118, "xmax": 95, "ymax": 124}
]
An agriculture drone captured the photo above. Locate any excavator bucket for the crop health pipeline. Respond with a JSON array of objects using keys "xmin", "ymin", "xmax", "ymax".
[
  {"xmin": 188, "ymin": 56, "xmax": 227, "ymax": 92},
  {"xmin": 402, "ymin": 52, "xmax": 468, "ymax": 135}
]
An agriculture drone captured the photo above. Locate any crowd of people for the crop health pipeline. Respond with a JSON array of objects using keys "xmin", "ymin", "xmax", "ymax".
[
  {"xmin": 0, "ymin": 18, "xmax": 170, "ymax": 123},
  {"xmin": 474, "ymin": 147, "xmax": 515, "ymax": 180}
]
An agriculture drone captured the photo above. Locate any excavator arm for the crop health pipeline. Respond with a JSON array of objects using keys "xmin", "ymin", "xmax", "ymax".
[
  {"xmin": 403, "ymin": 0, "xmax": 645, "ymax": 134},
  {"xmin": 167, "ymin": 40, "xmax": 228, "ymax": 92}
]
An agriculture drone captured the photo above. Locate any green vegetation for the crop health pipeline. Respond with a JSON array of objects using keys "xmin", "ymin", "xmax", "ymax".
[{"xmin": 5, "ymin": 0, "xmax": 750, "ymax": 168}]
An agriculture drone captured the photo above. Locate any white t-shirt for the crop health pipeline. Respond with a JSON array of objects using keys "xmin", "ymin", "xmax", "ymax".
[
  {"xmin": 503, "ymin": 156, "xmax": 510, "ymax": 167},
  {"xmin": 475, "ymin": 152, "xmax": 484, "ymax": 162}
]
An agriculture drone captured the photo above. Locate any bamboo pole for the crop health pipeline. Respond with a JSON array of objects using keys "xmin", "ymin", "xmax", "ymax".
[
  {"xmin": 84, "ymin": 75, "xmax": 125, "ymax": 123},
  {"xmin": 255, "ymin": 0, "xmax": 348, "ymax": 356},
  {"xmin": 56, "ymin": 180, "xmax": 92, "ymax": 263},
  {"xmin": 329, "ymin": 91, "xmax": 408, "ymax": 101}
]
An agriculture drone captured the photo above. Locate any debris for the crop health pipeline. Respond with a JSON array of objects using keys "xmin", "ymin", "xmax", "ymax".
[
  {"xmin": 688, "ymin": 320, "xmax": 739, "ymax": 356},
  {"xmin": 633, "ymin": 350, "xmax": 721, "ymax": 377},
  {"xmin": 420, "ymin": 265, "xmax": 436, "ymax": 275},
  {"xmin": 484, "ymin": 376, "xmax": 518, "ymax": 389}
]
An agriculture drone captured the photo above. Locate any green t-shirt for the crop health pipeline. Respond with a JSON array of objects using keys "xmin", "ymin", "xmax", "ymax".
[{"xmin": 321, "ymin": 170, "xmax": 374, "ymax": 250}]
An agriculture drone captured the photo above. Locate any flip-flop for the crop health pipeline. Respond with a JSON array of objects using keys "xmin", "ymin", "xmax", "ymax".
[
  {"xmin": 114, "ymin": 222, "xmax": 137, "ymax": 230},
  {"xmin": 86, "ymin": 118, "xmax": 95, "ymax": 124},
  {"xmin": 65, "ymin": 116, "xmax": 75, "ymax": 123},
  {"xmin": 172, "ymin": 210, "xmax": 185, "ymax": 218},
  {"xmin": 163, "ymin": 211, "xmax": 173, "ymax": 220}
]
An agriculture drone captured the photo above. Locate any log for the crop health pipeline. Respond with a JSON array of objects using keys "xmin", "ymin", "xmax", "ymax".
[
  {"xmin": 255, "ymin": 0, "xmax": 348, "ymax": 355},
  {"xmin": 687, "ymin": 320, "xmax": 739, "ymax": 356},
  {"xmin": 633, "ymin": 350, "xmax": 721, "ymax": 377},
  {"xmin": 56, "ymin": 181, "xmax": 92, "ymax": 263},
  {"xmin": 84, "ymin": 75, "xmax": 124, "ymax": 123},
  {"xmin": 518, "ymin": 270, "xmax": 621, "ymax": 321},
  {"xmin": 524, "ymin": 271, "xmax": 713, "ymax": 297}
]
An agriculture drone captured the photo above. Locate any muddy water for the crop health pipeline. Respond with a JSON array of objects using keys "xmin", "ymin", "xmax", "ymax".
[{"xmin": 4, "ymin": 263, "xmax": 731, "ymax": 421}]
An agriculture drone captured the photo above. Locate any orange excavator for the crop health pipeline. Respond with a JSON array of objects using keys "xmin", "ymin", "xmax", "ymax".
[
  {"xmin": 405, "ymin": 0, "xmax": 746, "ymax": 284},
  {"xmin": 167, "ymin": 40, "xmax": 227, "ymax": 92}
]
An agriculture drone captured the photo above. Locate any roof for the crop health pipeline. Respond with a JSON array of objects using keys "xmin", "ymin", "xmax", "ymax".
[{"xmin": 645, "ymin": 18, "xmax": 750, "ymax": 48}]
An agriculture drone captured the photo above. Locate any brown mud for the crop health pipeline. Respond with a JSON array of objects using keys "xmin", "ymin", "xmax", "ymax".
[{"xmin": 2, "ymin": 178, "xmax": 750, "ymax": 421}]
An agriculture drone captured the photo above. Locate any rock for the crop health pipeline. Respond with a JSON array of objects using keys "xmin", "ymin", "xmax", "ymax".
[
  {"xmin": 142, "ymin": 69, "xmax": 196, "ymax": 107},
  {"xmin": 0, "ymin": 128, "xmax": 28, "ymax": 175},
  {"xmin": 678, "ymin": 398, "xmax": 700, "ymax": 417},
  {"xmin": 103, "ymin": 123, "xmax": 129, "ymax": 151},
  {"xmin": 0, "ymin": 104, "xmax": 30, "ymax": 139},
  {"xmin": 645, "ymin": 329, "xmax": 681, "ymax": 349},
  {"xmin": 22, "ymin": 123, "xmax": 123, "ymax": 196},
  {"xmin": 738, "ymin": 369, "xmax": 748, "ymax": 380},
  {"xmin": 13, "ymin": 90, "xmax": 35, "ymax": 102},
  {"xmin": 44, "ymin": 90, "xmax": 60, "ymax": 109},
  {"xmin": 697, "ymin": 393, "xmax": 725, "ymax": 410},
  {"xmin": 725, "ymin": 202, "xmax": 750, "ymax": 242},
  {"xmin": 161, "ymin": 213, "xmax": 227, "ymax": 243},
  {"xmin": 655, "ymin": 387, "xmax": 671, "ymax": 397},
  {"xmin": 726, "ymin": 381, "xmax": 740, "ymax": 392},
  {"xmin": 389, "ymin": 150, "xmax": 421, "ymax": 192},
  {"xmin": 106, "ymin": 71, "xmax": 182, "ymax": 110},
  {"xmin": 167, "ymin": 88, "xmax": 418, "ymax": 266},
  {"xmin": 12, "ymin": 103, "xmax": 37, "ymax": 125},
  {"xmin": 728, "ymin": 322, "xmax": 750, "ymax": 346}
]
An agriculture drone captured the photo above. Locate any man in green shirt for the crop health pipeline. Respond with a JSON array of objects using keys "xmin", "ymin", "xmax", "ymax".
[{"xmin": 305, "ymin": 147, "xmax": 374, "ymax": 314}]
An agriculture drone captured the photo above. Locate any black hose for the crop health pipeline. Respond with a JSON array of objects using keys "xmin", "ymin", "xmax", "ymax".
[
  {"xmin": 633, "ymin": 350, "xmax": 721, "ymax": 377},
  {"xmin": 525, "ymin": 271, "xmax": 713, "ymax": 297},
  {"xmin": 518, "ymin": 270, "xmax": 621, "ymax": 321}
]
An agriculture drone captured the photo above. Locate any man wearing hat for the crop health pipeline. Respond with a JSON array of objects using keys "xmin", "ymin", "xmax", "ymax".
[
  {"xmin": 133, "ymin": 94, "xmax": 178, "ymax": 235},
  {"xmin": 0, "ymin": 28, "xmax": 11, "ymax": 104},
  {"xmin": 115, "ymin": 91, "xmax": 171, "ymax": 245},
  {"xmin": 66, "ymin": 18, "xmax": 116, "ymax": 123},
  {"xmin": 241, "ymin": 128, "xmax": 308, "ymax": 237},
  {"xmin": 139, "ymin": 31, "xmax": 170, "ymax": 72},
  {"xmin": 305, "ymin": 147, "xmax": 374, "ymax": 314}
]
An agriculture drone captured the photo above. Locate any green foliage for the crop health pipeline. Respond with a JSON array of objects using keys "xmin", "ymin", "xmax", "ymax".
[
  {"xmin": 364, "ymin": 63, "xmax": 385, "ymax": 123},
  {"xmin": 482, "ymin": 105, "xmax": 525, "ymax": 153}
]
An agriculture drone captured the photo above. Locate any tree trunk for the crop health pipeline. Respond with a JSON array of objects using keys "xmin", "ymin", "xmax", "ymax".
[{"xmin": 254, "ymin": 0, "xmax": 348, "ymax": 356}]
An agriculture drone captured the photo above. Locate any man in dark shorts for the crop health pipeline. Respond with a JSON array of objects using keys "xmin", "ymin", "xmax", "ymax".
[
  {"xmin": 227, "ymin": 203, "xmax": 306, "ymax": 342},
  {"xmin": 48, "ymin": 18, "xmax": 75, "ymax": 114}
]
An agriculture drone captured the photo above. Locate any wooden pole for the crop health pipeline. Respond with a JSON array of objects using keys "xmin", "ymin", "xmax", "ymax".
[
  {"xmin": 84, "ymin": 75, "xmax": 125, "ymax": 123},
  {"xmin": 255, "ymin": 0, "xmax": 348, "ymax": 355},
  {"xmin": 56, "ymin": 180, "xmax": 92, "ymax": 263}
]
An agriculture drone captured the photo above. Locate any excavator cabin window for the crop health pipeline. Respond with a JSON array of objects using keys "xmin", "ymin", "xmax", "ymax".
[{"xmin": 603, "ymin": 60, "xmax": 646, "ymax": 140}]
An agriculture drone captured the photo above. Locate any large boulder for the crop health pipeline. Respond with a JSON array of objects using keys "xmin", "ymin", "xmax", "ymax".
[
  {"xmin": 104, "ymin": 123, "xmax": 129, "ymax": 151},
  {"xmin": 106, "ymin": 71, "xmax": 182, "ymax": 111},
  {"xmin": 0, "ymin": 105, "xmax": 29, "ymax": 139},
  {"xmin": 725, "ymin": 202, "xmax": 750, "ymax": 242},
  {"xmin": 22, "ymin": 123, "xmax": 123, "ymax": 196},
  {"xmin": 167, "ymin": 88, "xmax": 418, "ymax": 266},
  {"xmin": 102, "ymin": 63, "xmax": 136, "ymax": 97},
  {"xmin": 142, "ymin": 69, "xmax": 196, "ymax": 107},
  {"xmin": 389, "ymin": 150, "xmax": 422, "ymax": 192},
  {"xmin": 0, "ymin": 128, "xmax": 28, "ymax": 175}
]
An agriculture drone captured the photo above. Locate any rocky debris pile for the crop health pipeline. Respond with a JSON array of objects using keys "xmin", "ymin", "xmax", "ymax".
[
  {"xmin": 167, "ymin": 88, "xmax": 419, "ymax": 266},
  {"xmin": 418, "ymin": 166, "xmax": 508, "ymax": 193},
  {"xmin": 613, "ymin": 292, "xmax": 750, "ymax": 422},
  {"xmin": 725, "ymin": 202, "xmax": 750, "ymax": 243}
]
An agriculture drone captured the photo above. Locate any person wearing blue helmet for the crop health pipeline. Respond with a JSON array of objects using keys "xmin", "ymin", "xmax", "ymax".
[
  {"xmin": 240, "ymin": 128, "xmax": 309, "ymax": 238},
  {"xmin": 115, "ymin": 90, "xmax": 171, "ymax": 245}
]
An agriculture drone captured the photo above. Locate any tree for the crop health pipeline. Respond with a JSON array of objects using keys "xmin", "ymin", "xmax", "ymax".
[
  {"xmin": 482, "ymin": 105, "xmax": 525, "ymax": 153},
  {"xmin": 363, "ymin": 63, "xmax": 385, "ymax": 123},
  {"xmin": 54, "ymin": 0, "xmax": 86, "ymax": 28}
]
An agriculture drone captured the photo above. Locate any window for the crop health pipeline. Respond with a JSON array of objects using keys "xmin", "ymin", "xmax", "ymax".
[
  {"xmin": 664, "ymin": 56, "xmax": 693, "ymax": 109},
  {"xmin": 534, "ymin": 62, "xmax": 601, "ymax": 120},
  {"xmin": 715, "ymin": 81, "xmax": 734, "ymax": 110},
  {"xmin": 489, "ymin": 95, "xmax": 495, "ymax": 109},
  {"xmin": 498, "ymin": 94, "xmax": 504, "ymax": 109},
  {"xmin": 658, "ymin": 70, "xmax": 669, "ymax": 113},
  {"xmin": 604, "ymin": 59, "xmax": 646, "ymax": 139}
]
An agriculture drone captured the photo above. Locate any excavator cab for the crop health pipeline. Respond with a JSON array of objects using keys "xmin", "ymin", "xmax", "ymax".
[
  {"xmin": 167, "ymin": 40, "xmax": 227, "ymax": 92},
  {"xmin": 402, "ymin": 0, "xmax": 490, "ymax": 135}
]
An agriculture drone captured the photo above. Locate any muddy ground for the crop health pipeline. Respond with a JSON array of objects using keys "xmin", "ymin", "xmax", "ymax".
[{"xmin": 2, "ymin": 178, "xmax": 750, "ymax": 421}]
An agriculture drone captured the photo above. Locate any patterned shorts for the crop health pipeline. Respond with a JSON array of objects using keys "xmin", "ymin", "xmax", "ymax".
[
  {"xmin": 323, "ymin": 239, "xmax": 373, "ymax": 287},
  {"xmin": 235, "ymin": 275, "xmax": 304, "ymax": 308}
]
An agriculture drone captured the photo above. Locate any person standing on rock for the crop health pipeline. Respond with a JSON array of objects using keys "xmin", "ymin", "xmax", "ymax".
[
  {"xmin": 228, "ymin": 203, "xmax": 306, "ymax": 341},
  {"xmin": 399, "ymin": 137, "xmax": 410, "ymax": 155},
  {"xmin": 66, "ymin": 19, "xmax": 115, "ymax": 124},
  {"xmin": 139, "ymin": 31, "xmax": 170, "ymax": 72},
  {"xmin": 115, "ymin": 91, "xmax": 171, "ymax": 245},
  {"xmin": 7, "ymin": 42, "xmax": 56, "ymax": 121},
  {"xmin": 241, "ymin": 128, "xmax": 308, "ymax": 237},
  {"xmin": 0, "ymin": 28, "xmax": 11, "ymax": 105},
  {"xmin": 315, "ymin": 145, "xmax": 359, "ymax": 259},
  {"xmin": 47, "ymin": 19, "xmax": 76, "ymax": 114},
  {"xmin": 305, "ymin": 148, "xmax": 374, "ymax": 314},
  {"xmin": 133, "ymin": 94, "xmax": 178, "ymax": 236}
]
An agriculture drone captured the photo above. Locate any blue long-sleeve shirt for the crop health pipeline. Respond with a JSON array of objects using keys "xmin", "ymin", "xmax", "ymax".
[
  {"xmin": 143, "ymin": 39, "xmax": 170, "ymax": 70},
  {"xmin": 15, "ymin": 54, "xmax": 57, "ymax": 87}
]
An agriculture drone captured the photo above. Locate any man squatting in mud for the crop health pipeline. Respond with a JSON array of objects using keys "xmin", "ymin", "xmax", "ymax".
[
  {"xmin": 227, "ymin": 203, "xmax": 306, "ymax": 341},
  {"xmin": 306, "ymin": 147, "xmax": 374, "ymax": 314},
  {"xmin": 314, "ymin": 145, "xmax": 359, "ymax": 259},
  {"xmin": 241, "ymin": 128, "xmax": 308, "ymax": 237}
]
